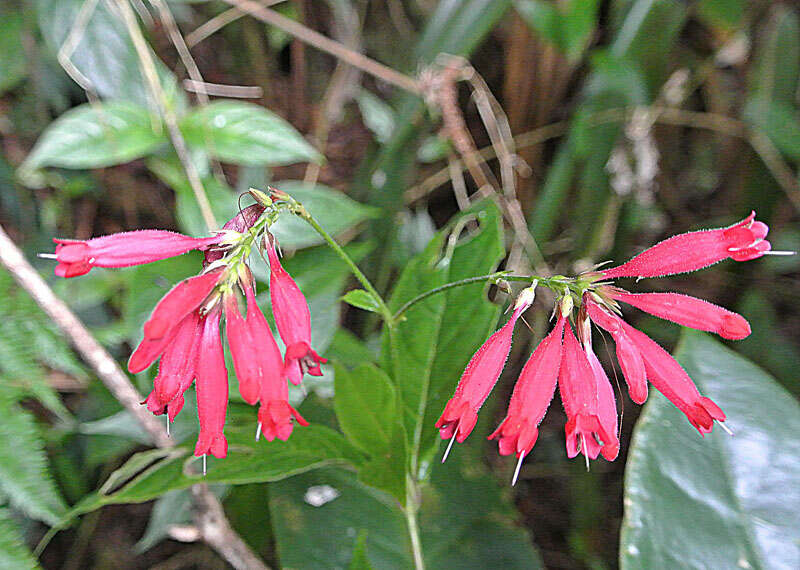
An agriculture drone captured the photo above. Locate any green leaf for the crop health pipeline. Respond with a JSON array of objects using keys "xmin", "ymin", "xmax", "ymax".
[
  {"xmin": 749, "ymin": 6, "xmax": 800, "ymax": 106},
  {"xmin": 0, "ymin": 395, "xmax": 68, "ymax": 526},
  {"xmin": 348, "ymin": 530, "xmax": 374, "ymax": 569},
  {"xmin": 0, "ymin": 507, "xmax": 40, "ymax": 570},
  {"xmin": 179, "ymin": 101, "xmax": 322, "ymax": 166},
  {"xmin": 383, "ymin": 201, "xmax": 505, "ymax": 469},
  {"xmin": 37, "ymin": 0, "xmax": 182, "ymax": 108},
  {"xmin": 20, "ymin": 101, "xmax": 166, "ymax": 174},
  {"xmin": 515, "ymin": 0, "xmax": 599, "ymax": 62},
  {"xmin": 696, "ymin": 0, "xmax": 745, "ymax": 30},
  {"xmin": 270, "ymin": 181, "xmax": 379, "ymax": 250},
  {"xmin": 66, "ymin": 424, "xmax": 366, "ymax": 519},
  {"xmin": 621, "ymin": 331, "xmax": 800, "ymax": 569},
  {"xmin": 356, "ymin": 89, "xmax": 396, "ymax": 144},
  {"xmin": 334, "ymin": 364, "xmax": 407, "ymax": 503},
  {"xmin": 342, "ymin": 290, "xmax": 382, "ymax": 314},
  {"xmin": 744, "ymin": 97, "xmax": 800, "ymax": 161},
  {"xmin": 0, "ymin": 10, "xmax": 27, "ymax": 94}
]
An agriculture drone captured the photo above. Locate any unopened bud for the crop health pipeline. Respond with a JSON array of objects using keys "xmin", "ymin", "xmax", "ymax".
[
  {"xmin": 514, "ymin": 281, "xmax": 538, "ymax": 312},
  {"xmin": 560, "ymin": 295, "xmax": 574, "ymax": 317},
  {"xmin": 248, "ymin": 187, "xmax": 272, "ymax": 207}
]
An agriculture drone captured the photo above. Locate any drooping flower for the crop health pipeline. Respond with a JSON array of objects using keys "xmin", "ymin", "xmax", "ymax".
[
  {"xmin": 51, "ymin": 230, "xmax": 223, "ymax": 278},
  {"xmin": 558, "ymin": 321, "xmax": 614, "ymax": 463},
  {"xmin": 143, "ymin": 312, "xmax": 203, "ymax": 423},
  {"xmin": 618, "ymin": 318, "xmax": 726, "ymax": 435},
  {"xmin": 607, "ymin": 289, "xmax": 751, "ymax": 340},
  {"xmin": 584, "ymin": 296, "xmax": 648, "ymax": 404},
  {"xmin": 580, "ymin": 322, "xmax": 620, "ymax": 462},
  {"xmin": 601, "ymin": 211, "xmax": 770, "ymax": 279},
  {"xmin": 194, "ymin": 309, "xmax": 229, "ymax": 459},
  {"xmin": 267, "ymin": 240, "xmax": 326, "ymax": 385},
  {"xmin": 128, "ymin": 269, "xmax": 225, "ymax": 374},
  {"xmin": 437, "ymin": 286, "xmax": 536, "ymax": 453},
  {"xmin": 488, "ymin": 315, "xmax": 565, "ymax": 483}
]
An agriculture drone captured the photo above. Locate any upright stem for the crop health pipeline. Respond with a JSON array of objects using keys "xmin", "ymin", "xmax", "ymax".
[
  {"xmin": 297, "ymin": 206, "xmax": 395, "ymax": 325},
  {"xmin": 404, "ymin": 477, "xmax": 425, "ymax": 570}
]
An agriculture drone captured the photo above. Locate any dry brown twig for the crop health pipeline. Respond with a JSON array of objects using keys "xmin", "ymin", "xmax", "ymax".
[{"xmin": 0, "ymin": 225, "xmax": 269, "ymax": 570}]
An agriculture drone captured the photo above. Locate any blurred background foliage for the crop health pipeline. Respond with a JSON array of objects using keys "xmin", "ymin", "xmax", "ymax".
[{"xmin": 0, "ymin": 0, "xmax": 798, "ymax": 568}]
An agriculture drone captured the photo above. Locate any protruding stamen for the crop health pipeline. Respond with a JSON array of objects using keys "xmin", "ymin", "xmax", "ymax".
[
  {"xmin": 256, "ymin": 422, "xmax": 263, "ymax": 442},
  {"xmin": 37, "ymin": 253, "xmax": 57, "ymax": 259},
  {"xmin": 581, "ymin": 434, "xmax": 590, "ymax": 471},
  {"xmin": 763, "ymin": 250, "xmax": 797, "ymax": 256},
  {"xmin": 441, "ymin": 432, "xmax": 457, "ymax": 463},
  {"xmin": 166, "ymin": 415, "xmax": 170, "ymax": 437},
  {"xmin": 718, "ymin": 422, "xmax": 734, "ymax": 436},
  {"xmin": 512, "ymin": 452, "xmax": 526, "ymax": 486},
  {"xmin": 202, "ymin": 454, "xmax": 207, "ymax": 476}
]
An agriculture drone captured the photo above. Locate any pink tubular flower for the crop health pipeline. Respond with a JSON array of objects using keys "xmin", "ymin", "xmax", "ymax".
[
  {"xmin": 584, "ymin": 297, "xmax": 648, "ymax": 404},
  {"xmin": 128, "ymin": 269, "xmax": 225, "ymax": 374},
  {"xmin": 618, "ymin": 319, "xmax": 726, "ymax": 435},
  {"xmin": 559, "ymin": 323, "xmax": 614, "ymax": 462},
  {"xmin": 602, "ymin": 211, "xmax": 770, "ymax": 279},
  {"xmin": 489, "ymin": 316, "xmax": 565, "ymax": 461},
  {"xmin": 608, "ymin": 289, "xmax": 751, "ymax": 340},
  {"xmin": 52, "ymin": 230, "xmax": 223, "ymax": 278},
  {"xmin": 194, "ymin": 310, "xmax": 229, "ymax": 459},
  {"xmin": 267, "ymin": 242, "xmax": 326, "ymax": 385},
  {"xmin": 436, "ymin": 287, "xmax": 536, "ymax": 450},
  {"xmin": 583, "ymin": 344, "xmax": 620, "ymax": 462}
]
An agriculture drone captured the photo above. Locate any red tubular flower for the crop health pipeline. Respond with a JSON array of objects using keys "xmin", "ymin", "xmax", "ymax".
[
  {"xmin": 225, "ymin": 290, "xmax": 262, "ymax": 405},
  {"xmin": 267, "ymin": 242, "xmax": 326, "ymax": 385},
  {"xmin": 52, "ymin": 230, "xmax": 222, "ymax": 278},
  {"xmin": 583, "ymin": 345, "xmax": 620, "ymax": 461},
  {"xmin": 128, "ymin": 269, "xmax": 224, "ymax": 374},
  {"xmin": 559, "ymin": 323, "xmax": 613, "ymax": 462},
  {"xmin": 204, "ymin": 204, "xmax": 265, "ymax": 267},
  {"xmin": 194, "ymin": 310, "xmax": 229, "ymax": 458},
  {"xmin": 436, "ymin": 288, "xmax": 536, "ymax": 450},
  {"xmin": 143, "ymin": 312, "xmax": 203, "ymax": 420},
  {"xmin": 489, "ymin": 316, "xmax": 565, "ymax": 460},
  {"xmin": 602, "ymin": 211, "xmax": 770, "ymax": 279},
  {"xmin": 584, "ymin": 298, "xmax": 648, "ymax": 404},
  {"xmin": 618, "ymin": 319, "xmax": 726, "ymax": 435},
  {"xmin": 608, "ymin": 289, "xmax": 751, "ymax": 340}
]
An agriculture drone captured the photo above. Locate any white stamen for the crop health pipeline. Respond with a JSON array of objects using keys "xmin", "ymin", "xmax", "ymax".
[
  {"xmin": 256, "ymin": 422, "xmax": 263, "ymax": 441},
  {"xmin": 441, "ymin": 432, "xmax": 457, "ymax": 463},
  {"xmin": 762, "ymin": 250, "xmax": 797, "ymax": 256},
  {"xmin": 512, "ymin": 453, "xmax": 525, "ymax": 486},
  {"xmin": 718, "ymin": 422, "xmax": 734, "ymax": 436},
  {"xmin": 581, "ymin": 434, "xmax": 590, "ymax": 471},
  {"xmin": 166, "ymin": 415, "xmax": 170, "ymax": 437},
  {"xmin": 37, "ymin": 253, "xmax": 58, "ymax": 259},
  {"xmin": 202, "ymin": 454, "xmax": 207, "ymax": 476}
]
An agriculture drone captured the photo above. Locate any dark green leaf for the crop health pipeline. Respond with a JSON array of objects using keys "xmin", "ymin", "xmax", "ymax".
[
  {"xmin": 744, "ymin": 97, "xmax": 800, "ymax": 161},
  {"xmin": 621, "ymin": 331, "xmax": 800, "ymax": 569},
  {"xmin": 749, "ymin": 6, "xmax": 800, "ymax": 106},
  {"xmin": 0, "ymin": 11, "xmax": 27, "ymax": 94},
  {"xmin": 384, "ymin": 201, "xmax": 505, "ymax": 470},
  {"xmin": 334, "ymin": 364, "xmax": 398, "ymax": 455},
  {"xmin": 348, "ymin": 530, "xmax": 374, "ymax": 569},
  {"xmin": 180, "ymin": 101, "xmax": 322, "ymax": 166},
  {"xmin": 696, "ymin": 0, "xmax": 745, "ymax": 30},
  {"xmin": 270, "ymin": 181, "xmax": 379, "ymax": 250},
  {"xmin": 20, "ymin": 102, "xmax": 166, "ymax": 175},
  {"xmin": 0, "ymin": 395, "xmax": 68, "ymax": 526},
  {"xmin": 515, "ymin": 0, "xmax": 599, "ymax": 62},
  {"xmin": 341, "ymin": 290, "xmax": 382, "ymax": 314}
]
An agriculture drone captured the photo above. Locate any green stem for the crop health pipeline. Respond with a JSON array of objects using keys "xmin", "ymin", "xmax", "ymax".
[
  {"xmin": 298, "ymin": 207, "xmax": 394, "ymax": 325},
  {"xmin": 404, "ymin": 476, "xmax": 425, "ymax": 570}
]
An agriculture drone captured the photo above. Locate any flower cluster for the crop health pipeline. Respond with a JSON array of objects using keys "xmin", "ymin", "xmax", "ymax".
[
  {"xmin": 48, "ymin": 199, "xmax": 325, "ymax": 462},
  {"xmin": 438, "ymin": 212, "xmax": 773, "ymax": 484}
]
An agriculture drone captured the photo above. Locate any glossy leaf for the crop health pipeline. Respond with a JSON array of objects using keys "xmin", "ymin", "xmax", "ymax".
[
  {"xmin": 621, "ymin": 331, "xmax": 800, "ymax": 569},
  {"xmin": 383, "ymin": 201, "xmax": 505, "ymax": 469},
  {"xmin": 334, "ymin": 364, "xmax": 398, "ymax": 455},
  {"xmin": 179, "ymin": 101, "xmax": 322, "ymax": 166},
  {"xmin": 20, "ymin": 102, "xmax": 166, "ymax": 174},
  {"xmin": 270, "ymin": 181, "xmax": 379, "ymax": 250},
  {"xmin": 341, "ymin": 290, "xmax": 382, "ymax": 314}
]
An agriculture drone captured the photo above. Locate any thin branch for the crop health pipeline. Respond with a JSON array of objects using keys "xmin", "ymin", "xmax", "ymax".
[
  {"xmin": 0, "ymin": 225, "xmax": 267, "ymax": 570},
  {"xmin": 183, "ymin": 79, "xmax": 263, "ymax": 99},
  {"xmin": 114, "ymin": 0, "xmax": 218, "ymax": 231},
  {"xmin": 220, "ymin": 0, "xmax": 422, "ymax": 94},
  {"xmin": 186, "ymin": 0, "xmax": 284, "ymax": 48}
]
